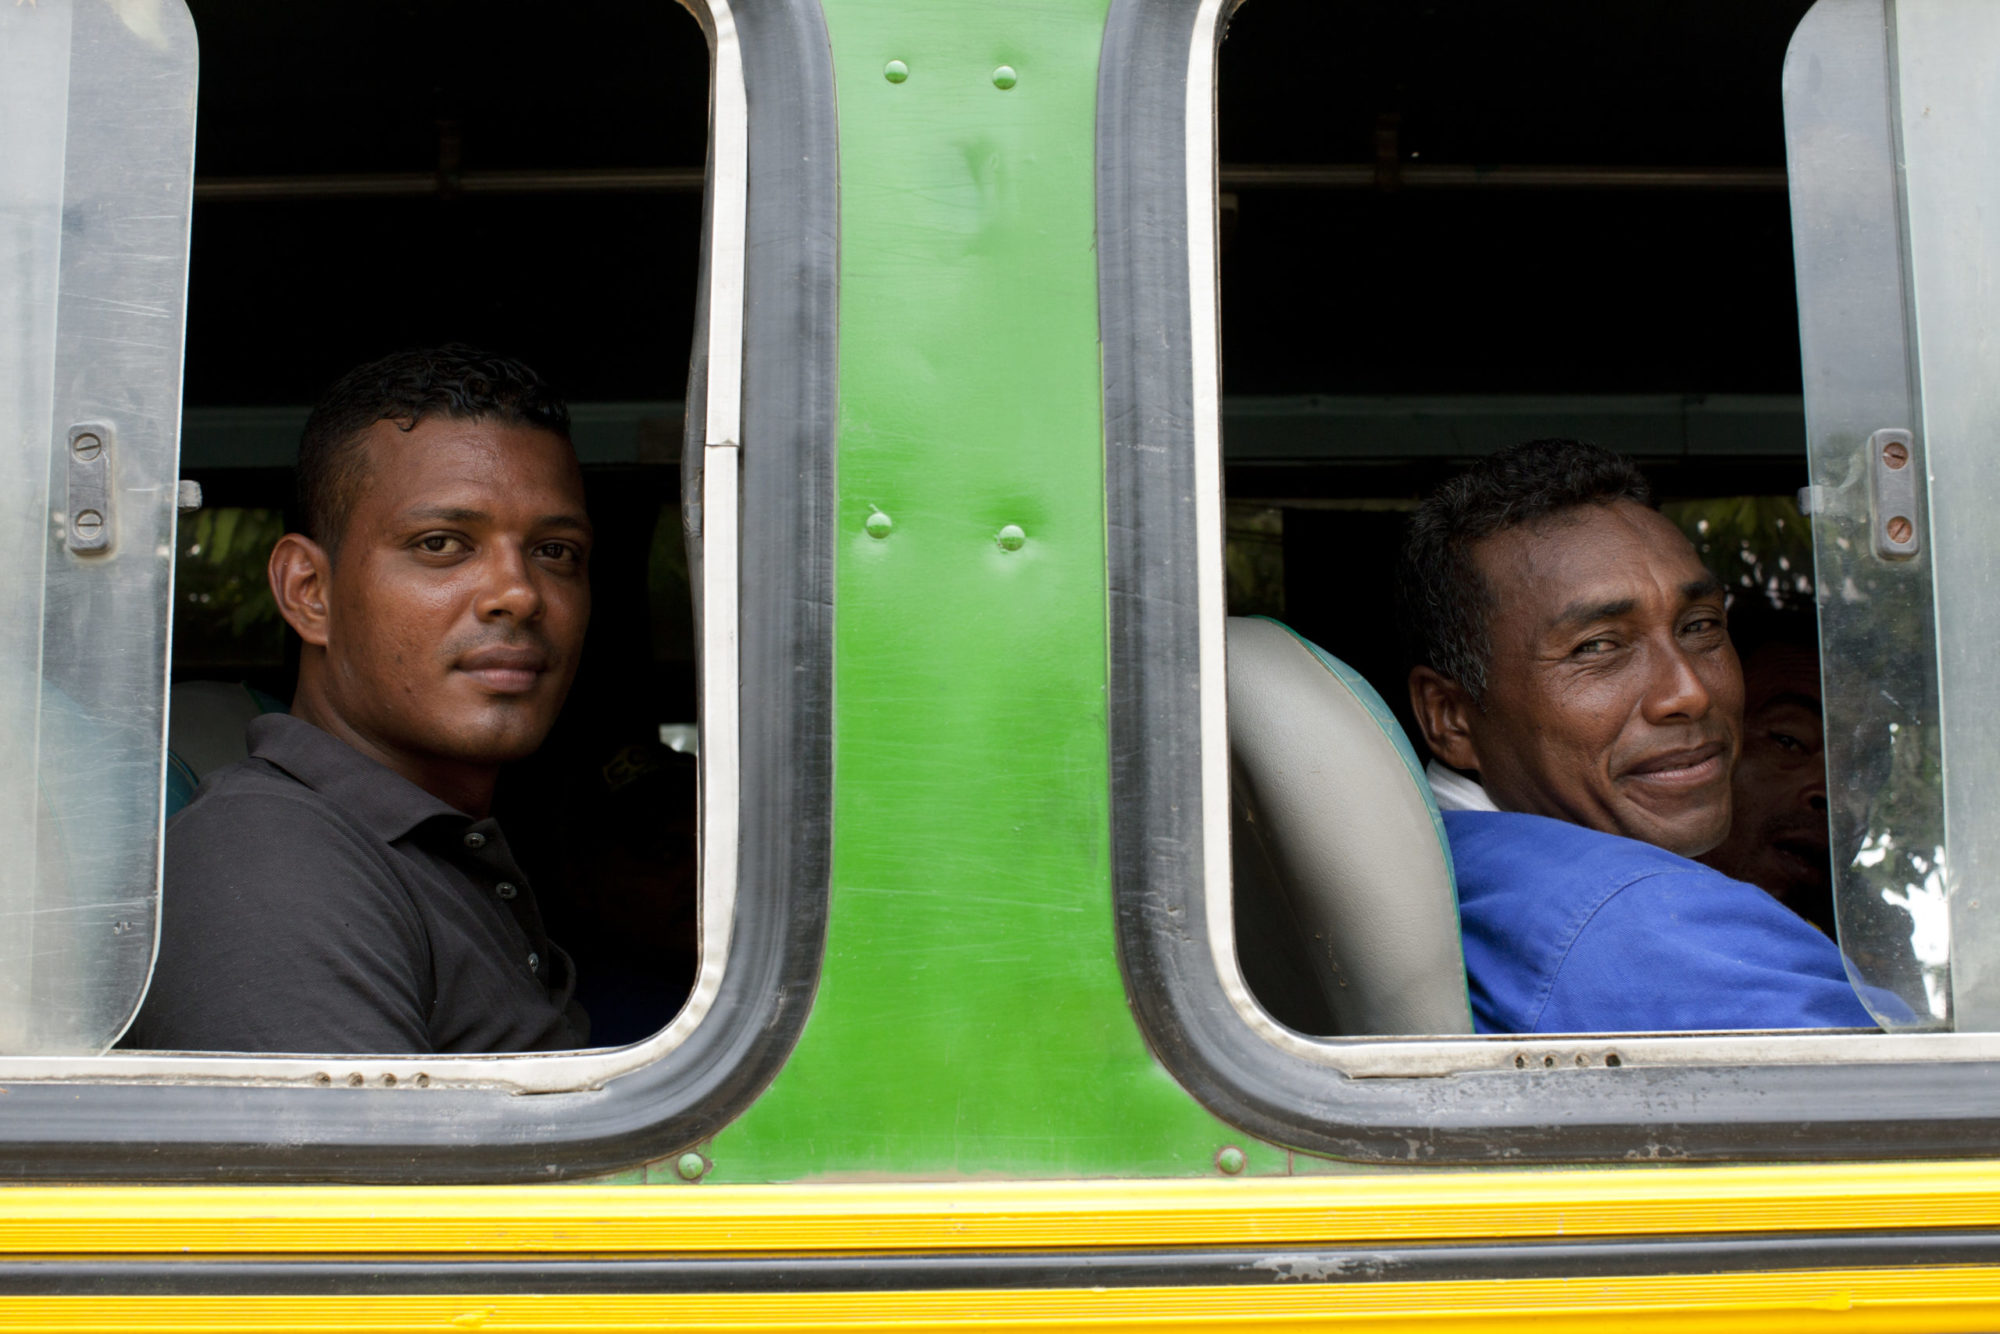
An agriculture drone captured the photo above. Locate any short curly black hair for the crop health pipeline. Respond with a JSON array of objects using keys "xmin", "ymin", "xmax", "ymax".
[
  {"xmin": 296, "ymin": 345, "xmax": 571, "ymax": 555},
  {"xmin": 1396, "ymin": 439, "xmax": 1655, "ymax": 704}
]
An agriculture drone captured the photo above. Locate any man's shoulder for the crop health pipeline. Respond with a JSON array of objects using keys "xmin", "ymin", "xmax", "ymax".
[
  {"xmin": 166, "ymin": 756, "xmax": 400, "ymax": 890},
  {"xmin": 159, "ymin": 752, "xmax": 430, "ymax": 961},
  {"xmin": 171, "ymin": 756, "xmax": 357, "ymax": 840},
  {"xmin": 1441, "ymin": 809, "xmax": 1703, "ymax": 904},
  {"xmin": 1442, "ymin": 810, "xmax": 1867, "ymax": 1034}
]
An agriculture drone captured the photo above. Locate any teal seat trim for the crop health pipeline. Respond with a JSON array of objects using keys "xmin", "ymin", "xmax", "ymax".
[{"xmin": 164, "ymin": 751, "xmax": 200, "ymax": 819}]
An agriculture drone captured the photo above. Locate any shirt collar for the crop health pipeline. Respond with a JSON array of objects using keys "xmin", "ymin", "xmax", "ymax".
[
  {"xmin": 246, "ymin": 713, "xmax": 469, "ymax": 842},
  {"xmin": 1425, "ymin": 758, "xmax": 1501, "ymax": 814}
]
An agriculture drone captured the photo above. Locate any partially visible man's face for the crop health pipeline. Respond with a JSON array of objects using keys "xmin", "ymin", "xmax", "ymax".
[
  {"xmin": 1455, "ymin": 500, "xmax": 1743, "ymax": 857},
  {"xmin": 315, "ymin": 416, "xmax": 592, "ymax": 774},
  {"xmin": 1699, "ymin": 641, "xmax": 1830, "ymax": 907}
]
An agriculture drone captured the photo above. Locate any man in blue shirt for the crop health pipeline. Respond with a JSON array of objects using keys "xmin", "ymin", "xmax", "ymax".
[{"xmin": 1395, "ymin": 439, "xmax": 1880, "ymax": 1034}]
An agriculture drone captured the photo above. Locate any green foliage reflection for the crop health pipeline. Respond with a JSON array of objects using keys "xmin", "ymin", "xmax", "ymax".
[
  {"xmin": 1663, "ymin": 494, "xmax": 1814, "ymax": 610},
  {"xmin": 173, "ymin": 507, "xmax": 285, "ymax": 671}
]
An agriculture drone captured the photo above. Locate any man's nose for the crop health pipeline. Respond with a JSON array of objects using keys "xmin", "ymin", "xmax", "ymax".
[
  {"xmin": 476, "ymin": 546, "xmax": 543, "ymax": 621},
  {"xmin": 1642, "ymin": 640, "xmax": 1713, "ymax": 722}
]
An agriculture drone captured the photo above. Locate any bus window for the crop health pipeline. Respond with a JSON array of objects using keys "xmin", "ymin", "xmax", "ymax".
[
  {"xmin": 0, "ymin": 0, "xmax": 837, "ymax": 1185},
  {"xmin": 1099, "ymin": 0, "xmax": 2000, "ymax": 1163},
  {"xmin": 1208, "ymin": 0, "xmax": 1836, "ymax": 1040}
]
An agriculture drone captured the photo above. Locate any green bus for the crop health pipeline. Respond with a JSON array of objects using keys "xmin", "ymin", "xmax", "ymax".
[{"xmin": 1, "ymin": 0, "xmax": 1998, "ymax": 1327}]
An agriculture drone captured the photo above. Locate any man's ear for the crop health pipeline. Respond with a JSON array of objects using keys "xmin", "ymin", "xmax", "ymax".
[
  {"xmin": 268, "ymin": 533, "xmax": 333, "ymax": 649},
  {"xmin": 1408, "ymin": 666, "xmax": 1482, "ymax": 773}
]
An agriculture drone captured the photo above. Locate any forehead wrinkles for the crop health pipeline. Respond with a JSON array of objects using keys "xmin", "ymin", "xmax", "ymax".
[{"xmin": 1491, "ymin": 507, "xmax": 1709, "ymax": 632}]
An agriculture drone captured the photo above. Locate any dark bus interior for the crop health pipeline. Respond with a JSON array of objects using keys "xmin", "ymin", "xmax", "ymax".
[{"xmin": 172, "ymin": 0, "xmax": 1819, "ymax": 1045}]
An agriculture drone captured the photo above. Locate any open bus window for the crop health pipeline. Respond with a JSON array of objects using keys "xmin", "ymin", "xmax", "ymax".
[
  {"xmin": 1100, "ymin": 0, "xmax": 2000, "ymax": 1164},
  {"xmin": 1208, "ymin": 0, "xmax": 1874, "ymax": 1042},
  {"xmin": 0, "ymin": 0, "xmax": 830, "ymax": 1114},
  {"xmin": 1117, "ymin": 0, "xmax": 1997, "ymax": 1065},
  {"xmin": 133, "ymin": 1, "xmax": 716, "ymax": 1059},
  {"xmin": 0, "ymin": 0, "xmax": 831, "ymax": 1175}
]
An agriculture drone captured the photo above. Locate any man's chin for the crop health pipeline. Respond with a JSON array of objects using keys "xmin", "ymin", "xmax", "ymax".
[
  {"xmin": 434, "ymin": 712, "xmax": 562, "ymax": 767},
  {"xmin": 1620, "ymin": 804, "xmax": 1733, "ymax": 859}
]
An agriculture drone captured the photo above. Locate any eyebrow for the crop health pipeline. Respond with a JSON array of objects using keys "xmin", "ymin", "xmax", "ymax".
[
  {"xmin": 401, "ymin": 504, "xmax": 592, "ymax": 533},
  {"xmin": 1549, "ymin": 596, "xmax": 1636, "ymax": 631},
  {"xmin": 1548, "ymin": 578, "xmax": 1726, "ymax": 633},
  {"xmin": 1683, "ymin": 576, "xmax": 1726, "ymax": 602}
]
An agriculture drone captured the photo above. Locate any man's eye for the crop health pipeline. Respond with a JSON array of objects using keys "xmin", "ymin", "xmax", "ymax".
[
  {"xmin": 1770, "ymin": 731, "xmax": 1805, "ymax": 753},
  {"xmin": 1682, "ymin": 615, "xmax": 1723, "ymax": 637},
  {"xmin": 534, "ymin": 541, "xmax": 582, "ymax": 563},
  {"xmin": 1573, "ymin": 638, "xmax": 1615, "ymax": 656},
  {"xmin": 416, "ymin": 534, "xmax": 467, "ymax": 554}
]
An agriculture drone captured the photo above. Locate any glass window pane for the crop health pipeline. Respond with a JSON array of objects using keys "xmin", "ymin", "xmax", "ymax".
[
  {"xmin": 0, "ymin": 0, "xmax": 197, "ymax": 1052},
  {"xmin": 1783, "ymin": 0, "xmax": 1989, "ymax": 1029},
  {"xmin": 1892, "ymin": 0, "xmax": 2000, "ymax": 1030}
]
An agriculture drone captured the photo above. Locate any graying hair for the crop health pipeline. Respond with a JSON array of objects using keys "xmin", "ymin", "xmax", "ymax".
[{"xmin": 1396, "ymin": 439, "xmax": 1655, "ymax": 703}]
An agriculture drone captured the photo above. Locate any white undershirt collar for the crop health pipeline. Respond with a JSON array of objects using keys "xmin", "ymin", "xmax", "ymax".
[{"xmin": 1425, "ymin": 759, "xmax": 1500, "ymax": 814}]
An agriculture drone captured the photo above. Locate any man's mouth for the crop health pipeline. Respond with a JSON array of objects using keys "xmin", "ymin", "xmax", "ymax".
[
  {"xmin": 1622, "ymin": 741, "xmax": 1727, "ymax": 788},
  {"xmin": 455, "ymin": 645, "xmax": 550, "ymax": 695}
]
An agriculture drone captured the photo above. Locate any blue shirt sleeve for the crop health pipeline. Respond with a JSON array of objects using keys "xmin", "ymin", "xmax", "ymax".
[{"xmin": 1534, "ymin": 866, "xmax": 1879, "ymax": 1033}]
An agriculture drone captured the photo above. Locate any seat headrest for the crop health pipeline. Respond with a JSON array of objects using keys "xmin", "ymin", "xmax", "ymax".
[{"xmin": 1227, "ymin": 616, "xmax": 1472, "ymax": 1036}]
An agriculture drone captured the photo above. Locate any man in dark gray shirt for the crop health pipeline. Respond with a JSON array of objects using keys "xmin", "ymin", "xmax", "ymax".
[{"xmin": 126, "ymin": 347, "xmax": 593, "ymax": 1053}]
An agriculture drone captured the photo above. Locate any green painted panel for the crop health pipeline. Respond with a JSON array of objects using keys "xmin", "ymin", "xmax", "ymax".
[{"xmin": 705, "ymin": 0, "xmax": 1283, "ymax": 1183}]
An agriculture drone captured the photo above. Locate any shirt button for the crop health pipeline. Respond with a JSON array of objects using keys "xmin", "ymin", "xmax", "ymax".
[
  {"xmin": 496, "ymin": 882, "xmax": 518, "ymax": 900},
  {"xmin": 527, "ymin": 952, "xmax": 541, "ymax": 972},
  {"xmin": 463, "ymin": 831, "xmax": 487, "ymax": 850}
]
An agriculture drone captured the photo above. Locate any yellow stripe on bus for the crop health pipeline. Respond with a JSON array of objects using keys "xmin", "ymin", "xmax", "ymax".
[
  {"xmin": 2, "ymin": 1268, "xmax": 2000, "ymax": 1331},
  {"xmin": 0, "ymin": 1161, "xmax": 1996, "ymax": 1254}
]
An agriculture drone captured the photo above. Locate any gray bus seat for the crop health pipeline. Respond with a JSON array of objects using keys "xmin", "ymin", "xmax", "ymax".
[
  {"xmin": 165, "ymin": 681, "xmax": 286, "ymax": 817},
  {"xmin": 1227, "ymin": 616, "xmax": 1473, "ymax": 1036}
]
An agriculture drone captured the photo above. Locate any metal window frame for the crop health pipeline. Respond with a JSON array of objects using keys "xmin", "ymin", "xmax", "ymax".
[
  {"xmin": 0, "ymin": 0, "xmax": 837, "ymax": 1182},
  {"xmin": 1099, "ymin": 0, "xmax": 2000, "ymax": 1164}
]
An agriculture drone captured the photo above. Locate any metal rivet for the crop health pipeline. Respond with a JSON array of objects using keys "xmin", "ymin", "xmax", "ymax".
[
  {"xmin": 414, "ymin": 1073, "xmax": 431, "ymax": 1088},
  {"xmin": 1215, "ymin": 1145, "xmax": 1246, "ymax": 1175},
  {"xmin": 463, "ymin": 831, "xmax": 487, "ymax": 850},
  {"xmin": 382, "ymin": 1072, "xmax": 397, "ymax": 1087},
  {"xmin": 347, "ymin": 1072, "xmax": 365, "ymax": 1087},
  {"xmin": 996, "ymin": 523, "xmax": 1026, "ymax": 552},
  {"xmin": 527, "ymin": 952, "xmax": 540, "ymax": 972},
  {"xmin": 1883, "ymin": 438, "xmax": 1910, "ymax": 469},
  {"xmin": 676, "ymin": 1152, "xmax": 709, "ymax": 1182},
  {"xmin": 992, "ymin": 65, "xmax": 1018, "ymax": 90},
  {"xmin": 314, "ymin": 1072, "xmax": 332, "ymax": 1086},
  {"xmin": 496, "ymin": 881, "xmax": 519, "ymax": 900},
  {"xmin": 1605, "ymin": 1052, "xmax": 1622, "ymax": 1068},
  {"xmin": 1887, "ymin": 515, "xmax": 1914, "ymax": 545},
  {"xmin": 865, "ymin": 508, "xmax": 893, "ymax": 539},
  {"xmin": 71, "ymin": 433, "xmax": 102, "ymax": 462},
  {"xmin": 884, "ymin": 59, "xmax": 908, "ymax": 83},
  {"xmin": 73, "ymin": 509, "xmax": 103, "ymax": 538}
]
